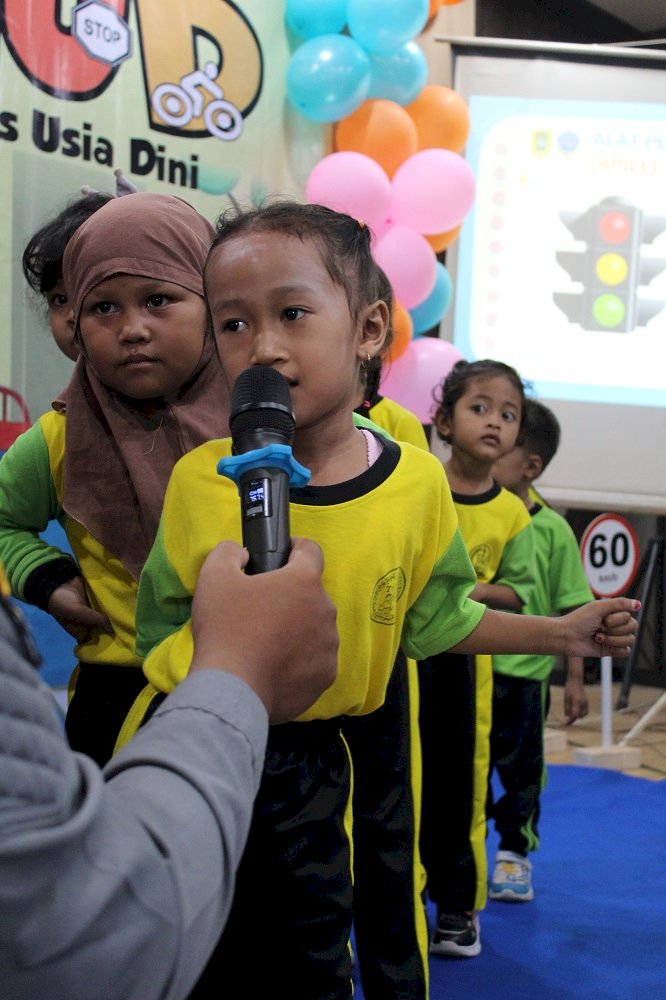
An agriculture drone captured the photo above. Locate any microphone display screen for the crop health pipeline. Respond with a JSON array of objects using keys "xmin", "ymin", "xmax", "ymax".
[{"xmin": 244, "ymin": 478, "xmax": 270, "ymax": 518}]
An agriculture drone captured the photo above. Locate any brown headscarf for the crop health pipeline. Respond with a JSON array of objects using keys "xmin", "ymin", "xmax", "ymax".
[{"xmin": 57, "ymin": 192, "xmax": 229, "ymax": 581}]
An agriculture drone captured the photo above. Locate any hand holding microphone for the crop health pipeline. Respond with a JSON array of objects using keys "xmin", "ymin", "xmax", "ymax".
[{"xmin": 217, "ymin": 366, "xmax": 310, "ymax": 574}]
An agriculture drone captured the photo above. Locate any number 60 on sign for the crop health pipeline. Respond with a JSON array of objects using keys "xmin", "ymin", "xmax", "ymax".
[{"xmin": 580, "ymin": 513, "xmax": 640, "ymax": 598}]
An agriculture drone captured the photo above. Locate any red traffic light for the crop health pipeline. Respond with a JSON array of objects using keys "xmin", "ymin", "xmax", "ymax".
[{"xmin": 597, "ymin": 210, "xmax": 631, "ymax": 244}]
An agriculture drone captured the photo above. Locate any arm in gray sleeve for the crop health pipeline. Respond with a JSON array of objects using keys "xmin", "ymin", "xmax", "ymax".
[{"xmin": 0, "ymin": 609, "xmax": 268, "ymax": 1000}]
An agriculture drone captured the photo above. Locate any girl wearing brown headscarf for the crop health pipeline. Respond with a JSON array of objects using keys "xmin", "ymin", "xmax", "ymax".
[{"xmin": 0, "ymin": 192, "xmax": 230, "ymax": 766}]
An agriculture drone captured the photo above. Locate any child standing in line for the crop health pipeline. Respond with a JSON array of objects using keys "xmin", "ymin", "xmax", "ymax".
[
  {"xmin": 119, "ymin": 201, "xmax": 638, "ymax": 1000},
  {"xmin": 0, "ymin": 192, "xmax": 230, "ymax": 767},
  {"xmin": 420, "ymin": 358, "xmax": 537, "ymax": 960},
  {"xmin": 490, "ymin": 398, "xmax": 592, "ymax": 901},
  {"xmin": 344, "ymin": 351, "xmax": 432, "ymax": 997},
  {"xmin": 21, "ymin": 189, "xmax": 114, "ymax": 362},
  {"xmin": 16, "ymin": 177, "xmax": 140, "ymax": 686}
]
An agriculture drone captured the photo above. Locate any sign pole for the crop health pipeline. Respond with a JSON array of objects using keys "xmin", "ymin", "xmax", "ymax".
[
  {"xmin": 600, "ymin": 655, "xmax": 613, "ymax": 748},
  {"xmin": 573, "ymin": 513, "xmax": 642, "ymax": 771}
]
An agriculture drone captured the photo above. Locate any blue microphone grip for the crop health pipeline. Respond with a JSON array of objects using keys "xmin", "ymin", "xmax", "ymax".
[{"xmin": 218, "ymin": 443, "xmax": 310, "ymax": 575}]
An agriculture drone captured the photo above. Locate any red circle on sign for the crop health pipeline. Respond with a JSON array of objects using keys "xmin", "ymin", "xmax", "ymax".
[{"xmin": 580, "ymin": 513, "xmax": 639, "ymax": 598}]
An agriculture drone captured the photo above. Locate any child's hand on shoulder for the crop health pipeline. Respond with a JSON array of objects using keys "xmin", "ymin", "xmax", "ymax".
[{"xmin": 48, "ymin": 577, "xmax": 114, "ymax": 643}]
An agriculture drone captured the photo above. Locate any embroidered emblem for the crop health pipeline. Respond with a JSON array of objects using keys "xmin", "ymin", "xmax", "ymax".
[
  {"xmin": 469, "ymin": 543, "xmax": 491, "ymax": 579},
  {"xmin": 371, "ymin": 567, "xmax": 406, "ymax": 625}
]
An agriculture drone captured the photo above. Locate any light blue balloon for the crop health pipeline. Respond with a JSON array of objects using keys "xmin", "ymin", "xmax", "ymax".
[
  {"xmin": 286, "ymin": 0, "xmax": 348, "ymax": 40},
  {"xmin": 409, "ymin": 263, "xmax": 453, "ymax": 335},
  {"xmin": 286, "ymin": 34, "xmax": 371, "ymax": 123},
  {"xmin": 367, "ymin": 41, "xmax": 428, "ymax": 105},
  {"xmin": 347, "ymin": 0, "xmax": 429, "ymax": 55}
]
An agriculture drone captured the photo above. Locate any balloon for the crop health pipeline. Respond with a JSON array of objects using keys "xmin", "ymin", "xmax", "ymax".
[
  {"xmin": 426, "ymin": 225, "xmax": 461, "ymax": 253},
  {"xmin": 347, "ymin": 0, "xmax": 429, "ymax": 54},
  {"xmin": 286, "ymin": 34, "xmax": 371, "ymax": 123},
  {"xmin": 285, "ymin": 0, "xmax": 348, "ymax": 39},
  {"xmin": 334, "ymin": 100, "xmax": 418, "ymax": 178},
  {"xmin": 390, "ymin": 149, "xmax": 476, "ymax": 234},
  {"xmin": 406, "ymin": 84, "xmax": 471, "ymax": 153},
  {"xmin": 367, "ymin": 41, "xmax": 428, "ymax": 106},
  {"xmin": 373, "ymin": 224, "xmax": 437, "ymax": 310},
  {"xmin": 428, "ymin": 0, "xmax": 443, "ymax": 15},
  {"xmin": 380, "ymin": 337, "xmax": 464, "ymax": 423},
  {"xmin": 409, "ymin": 262, "xmax": 453, "ymax": 335},
  {"xmin": 305, "ymin": 152, "xmax": 392, "ymax": 230},
  {"xmin": 378, "ymin": 344, "xmax": 419, "ymax": 411},
  {"xmin": 386, "ymin": 301, "xmax": 413, "ymax": 362},
  {"xmin": 369, "ymin": 215, "xmax": 393, "ymax": 246}
]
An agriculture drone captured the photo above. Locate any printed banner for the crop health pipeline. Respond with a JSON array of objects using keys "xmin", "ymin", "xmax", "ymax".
[{"xmin": 1, "ymin": 0, "xmax": 327, "ymax": 420}]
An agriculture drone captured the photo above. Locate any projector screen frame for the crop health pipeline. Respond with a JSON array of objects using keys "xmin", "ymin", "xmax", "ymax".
[{"xmin": 434, "ymin": 35, "xmax": 666, "ymax": 515}]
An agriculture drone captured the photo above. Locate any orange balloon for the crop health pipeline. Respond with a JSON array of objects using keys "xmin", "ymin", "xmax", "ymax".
[
  {"xmin": 428, "ymin": 0, "xmax": 443, "ymax": 16},
  {"xmin": 406, "ymin": 85, "xmax": 471, "ymax": 154},
  {"xmin": 385, "ymin": 302, "xmax": 413, "ymax": 362},
  {"xmin": 426, "ymin": 225, "xmax": 461, "ymax": 253},
  {"xmin": 334, "ymin": 100, "xmax": 418, "ymax": 178}
]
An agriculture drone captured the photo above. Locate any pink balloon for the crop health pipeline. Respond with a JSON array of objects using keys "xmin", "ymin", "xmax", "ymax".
[
  {"xmin": 305, "ymin": 152, "xmax": 392, "ymax": 230},
  {"xmin": 390, "ymin": 149, "xmax": 476, "ymax": 235},
  {"xmin": 380, "ymin": 337, "xmax": 464, "ymax": 424},
  {"xmin": 378, "ymin": 343, "xmax": 419, "ymax": 409},
  {"xmin": 369, "ymin": 214, "xmax": 392, "ymax": 245},
  {"xmin": 373, "ymin": 223, "xmax": 436, "ymax": 309}
]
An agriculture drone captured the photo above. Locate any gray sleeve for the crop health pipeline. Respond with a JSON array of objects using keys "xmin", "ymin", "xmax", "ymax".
[{"xmin": 0, "ymin": 616, "xmax": 268, "ymax": 1000}]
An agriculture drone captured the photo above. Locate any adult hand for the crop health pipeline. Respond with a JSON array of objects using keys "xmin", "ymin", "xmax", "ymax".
[
  {"xmin": 47, "ymin": 577, "xmax": 113, "ymax": 642},
  {"xmin": 190, "ymin": 537, "xmax": 338, "ymax": 724}
]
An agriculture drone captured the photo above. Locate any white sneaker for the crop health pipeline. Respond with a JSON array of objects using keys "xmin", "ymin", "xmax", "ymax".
[{"xmin": 489, "ymin": 850, "xmax": 534, "ymax": 902}]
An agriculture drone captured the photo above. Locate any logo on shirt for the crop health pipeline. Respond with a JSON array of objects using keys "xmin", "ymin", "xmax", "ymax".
[
  {"xmin": 371, "ymin": 567, "xmax": 406, "ymax": 625},
  {"xmin": 469, "ymin": 543, "xmax": 491, "ymax": 579}
]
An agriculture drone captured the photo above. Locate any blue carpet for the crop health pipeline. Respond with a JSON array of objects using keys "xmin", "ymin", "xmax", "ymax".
[{"xmin": 356, "ymin": 765, "xmax": 666, "ymax": 999}]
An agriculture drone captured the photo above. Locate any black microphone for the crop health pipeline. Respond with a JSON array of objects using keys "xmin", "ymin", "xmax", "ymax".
[{"xmin": 223, "ymin": 366, "xmax": 305, "ymax": 575}]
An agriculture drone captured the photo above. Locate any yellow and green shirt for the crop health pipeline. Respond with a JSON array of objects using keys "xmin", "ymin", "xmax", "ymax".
[
  {"xmin": 0, "ymin": 411, "xmax": 139, "ymax": 667},
  {"xmin": 365, "ymin": 395, "xmax": 430, "ymax": 451},
  {"xmin": 452, "ymin": 482, "xmax": 536, "ymax": 604},
  {"xmin": 136, "ymin": 433, "xmax": 485, "ymax": 722}
]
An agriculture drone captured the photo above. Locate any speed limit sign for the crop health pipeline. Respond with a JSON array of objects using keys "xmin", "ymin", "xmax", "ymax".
[{"xmin": 580, "ymin": 513, "xmax": 640, "ymax": 597}]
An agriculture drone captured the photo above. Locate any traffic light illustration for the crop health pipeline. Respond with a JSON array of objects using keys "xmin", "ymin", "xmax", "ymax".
[{"xmin": 554, "ymin": 196, "xmax": 666, "ymax": 332}]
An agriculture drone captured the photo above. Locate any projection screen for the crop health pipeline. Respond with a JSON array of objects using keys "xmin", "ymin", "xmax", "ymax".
[{"xmin": 436, "ymin": 36, "xmax": 666, "ymax": 514}]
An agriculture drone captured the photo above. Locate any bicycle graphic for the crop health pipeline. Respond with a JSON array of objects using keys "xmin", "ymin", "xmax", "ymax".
[{"xmin": 151, "ymin": 61, "xmax": 243, "ymax": 140}]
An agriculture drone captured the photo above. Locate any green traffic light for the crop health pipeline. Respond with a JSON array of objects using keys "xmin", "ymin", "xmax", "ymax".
[{"xmin": 592, "ymin": 293, "xmax": 625, "ymax": 328}]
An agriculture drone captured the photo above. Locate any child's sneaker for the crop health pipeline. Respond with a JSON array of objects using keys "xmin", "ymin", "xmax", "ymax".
[
  {"xmin": 429, "ymin": 911, "xmax": 481, "ymax": 957},
  {"xmin": 489, "ymin": 850, "xmax": 534, "ymax": 902}
]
